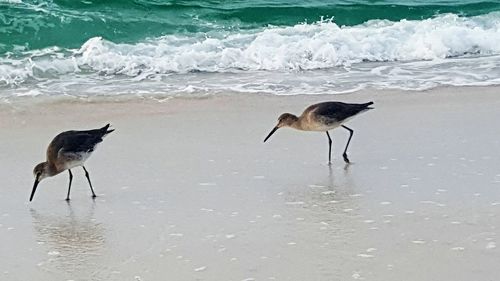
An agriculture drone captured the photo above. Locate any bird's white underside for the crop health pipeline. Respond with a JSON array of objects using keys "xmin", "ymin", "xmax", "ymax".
[
  {"xmin": 302, "ymin": 119, "xmax": 349, "ymax": 132},
  {"xmin": 303, "ymin": 110, "xmax": 367, "ymax": 131},
  {"xmin": 60, "ymin": 151, "xmax": 92, "ymax": 170}
]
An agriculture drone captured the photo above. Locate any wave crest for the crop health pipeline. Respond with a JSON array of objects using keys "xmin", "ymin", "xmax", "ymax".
[{"xmin": 67, "ymin": 13, "xmax": 500, "ymax": 74}]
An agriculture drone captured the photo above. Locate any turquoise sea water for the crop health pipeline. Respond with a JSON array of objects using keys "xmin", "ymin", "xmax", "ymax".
[{"xmin": 1, "ymin": 0, "xmax": 500, "ymax": 99}]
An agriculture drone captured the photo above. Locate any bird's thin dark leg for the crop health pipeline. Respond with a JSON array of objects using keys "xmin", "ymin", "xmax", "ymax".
[
  {"xmin": 326, "ymin": 131, "xmax": 333, "ymax": 165},
  {"xmin": 66, "ymin": 169, "xmax": 73, "ymax": 201},
  {"xmin": 341, "ymin": 125, "xmax": 354, "ymax": 163},
  {"xmin": 82, "ymin": 166, "xmax": 97, "ymax": 198}
]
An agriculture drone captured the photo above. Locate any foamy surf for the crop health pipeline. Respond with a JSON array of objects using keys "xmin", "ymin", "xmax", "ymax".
[{"xmin": 1, "ymin": 12, "xmax": 500, "ymax": 100}]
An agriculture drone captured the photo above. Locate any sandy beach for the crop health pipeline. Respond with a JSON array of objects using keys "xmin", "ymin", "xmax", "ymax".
[{"xmin": 1, "ymin": 86, "xmax": 500, "ymax": 281}]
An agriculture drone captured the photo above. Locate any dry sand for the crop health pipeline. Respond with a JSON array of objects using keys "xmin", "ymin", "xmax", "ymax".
[{"xmin": 1, "ymin": 87, "xmax": 500, "ymax": 280}]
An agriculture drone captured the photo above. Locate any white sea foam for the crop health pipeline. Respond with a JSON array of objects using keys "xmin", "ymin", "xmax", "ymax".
[
  {"xmin": 50, "ymin": 13, "xmax": 500, "ymax": 73},
  {"xmin": 2, "ymin": 12, "xmax": 500, "ymax": 98}
]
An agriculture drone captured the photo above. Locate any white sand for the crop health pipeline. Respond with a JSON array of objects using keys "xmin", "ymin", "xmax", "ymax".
[{"xmin": 0, "ymin": 86, "xmax": 500, "ymax": 280}]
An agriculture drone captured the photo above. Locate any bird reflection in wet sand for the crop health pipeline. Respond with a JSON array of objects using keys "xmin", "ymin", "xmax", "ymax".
[
  {"xmin": 29, "ymin": 202, "xmax": 106, "ymax": 275},
  {"xmin": 284, "ymin": 165, "xmax": 358, "ymax": 215}
]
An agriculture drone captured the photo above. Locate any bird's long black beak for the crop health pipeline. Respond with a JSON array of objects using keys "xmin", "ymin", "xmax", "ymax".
[
  {"xmin": 30, "ymin": 176, "xmax": 40, "ymax": 202},
  {"xmin": 264, "ymin": 126, "xmax": 279, "ymax": 143}
]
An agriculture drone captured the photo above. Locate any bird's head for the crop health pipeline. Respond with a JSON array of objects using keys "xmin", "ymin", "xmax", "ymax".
[
  {"xmin": 33, "ymin": 162, "xmax": 50, "ymax": 181},
  {"xmin": 277, "ymin": 113, "xmax": 299, "ymax": 127},
  {"xmin": 263, "ymin": 113, "xmax": 299, "ymax": 142},
  {"xmin": 31, "ymin": 162, "xmax": 49, "ymax": 202}
]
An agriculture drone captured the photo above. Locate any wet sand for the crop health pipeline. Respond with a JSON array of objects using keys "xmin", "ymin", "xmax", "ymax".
[{"xmin": 1, "ymin": 87, "xmax": 500, "ymax": 281}]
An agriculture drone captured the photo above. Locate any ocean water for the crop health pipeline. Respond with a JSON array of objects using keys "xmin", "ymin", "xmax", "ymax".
[{"xmin": 1, "ymin": 0, "xmax": 500, "ymax": 100}]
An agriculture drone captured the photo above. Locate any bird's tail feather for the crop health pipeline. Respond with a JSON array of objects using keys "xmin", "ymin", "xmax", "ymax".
[
  {"xmin": 364, "ymin": 101, "xmax": 374, "ymax": 109},
  {"xmin": 101, "ymin": 123, "xmax": 115, "ymax": 135}
]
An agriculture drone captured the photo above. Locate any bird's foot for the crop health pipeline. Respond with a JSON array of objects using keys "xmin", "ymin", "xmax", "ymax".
[
  {"xmin": 343, "ymin": 153, "xmax": 350, "ymax": 164},
  {"xmin": 327, "ymin": 161, "xmax": 332, "ymax": 166},
  {"xmin": 92, "ymin": 194, "xmax": 97, "ymax": 199},
  {"xmin": 65, "ymin": 198, "xmax": 70, "ymax": 201}
]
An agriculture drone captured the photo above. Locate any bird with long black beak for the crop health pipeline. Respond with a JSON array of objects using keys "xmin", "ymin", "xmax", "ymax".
[
  {"xmin": 264, "ymin": 101, "xmax": 374, "ymax": 164},
  {"xmin": 31, "ymin": 124, "xmax": 114, "ymax": 202}
]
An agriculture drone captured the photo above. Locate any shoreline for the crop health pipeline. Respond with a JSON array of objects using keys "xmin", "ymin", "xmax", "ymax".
[{"xmin": 1, "ymin": 84, "xmax": 499, "ymax": 107}]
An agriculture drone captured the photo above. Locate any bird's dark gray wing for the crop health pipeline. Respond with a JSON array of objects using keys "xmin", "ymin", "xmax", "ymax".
[
  {"xmin": 48, "ymin": 130, "xmax": 105, "ymax": 161},
  {"xmin": 46, "ymin": 124, "xmax": 114, "ymax": 163},
  {"xmin": 311, "ymin": 102, "xmax": 373, "ymax": 122},
  {"xmin": 51, "ymin": 124, "xmax": 112, "ymax": 154},
  {"xmin": 58, "ymin": 131, "xmax": 104, "ymax": 153}
]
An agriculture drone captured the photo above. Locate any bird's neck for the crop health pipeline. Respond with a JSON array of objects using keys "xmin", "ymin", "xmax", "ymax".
[
  {"xmin": 46, "ymin": 162, "xmax": 59, "ymax": 176},
  {"xmin": 290, "ymin": 116, "xmax": 306, "ymax": 130}
]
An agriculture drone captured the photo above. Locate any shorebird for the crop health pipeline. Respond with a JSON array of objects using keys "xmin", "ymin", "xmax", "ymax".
[
  {"xmin": 30, "ymin": 124, "xmax": 114, "ymax": 202},
  {"xmin": 264, "ymin": 101, "xmax": 373, "ymax": 164}
]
